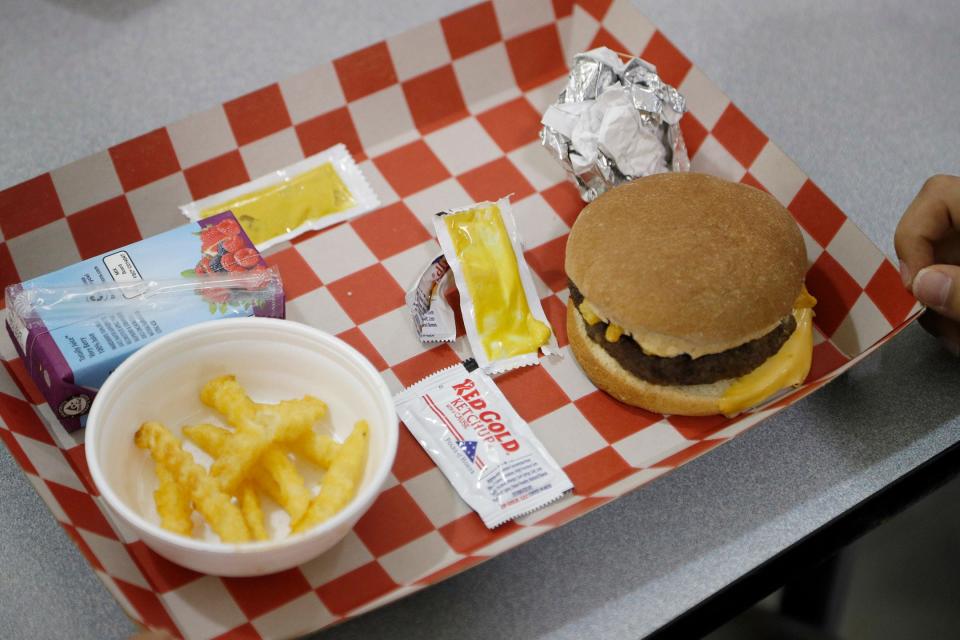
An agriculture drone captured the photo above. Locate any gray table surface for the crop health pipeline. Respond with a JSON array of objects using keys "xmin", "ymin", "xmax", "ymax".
[{"xmin": 2, "ymin": 0, "xmax": 959, "ymax": 638}]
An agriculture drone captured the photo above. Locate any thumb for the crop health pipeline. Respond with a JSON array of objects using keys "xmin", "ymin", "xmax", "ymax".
[{"xmin": 913, "ymin": 265, "xmax": 960, "ymax": 320}]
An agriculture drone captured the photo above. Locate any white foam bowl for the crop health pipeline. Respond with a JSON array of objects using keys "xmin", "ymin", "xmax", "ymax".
[{"xmin": 85, "ymin": 317, "xmax": 397, "ymax": 576}]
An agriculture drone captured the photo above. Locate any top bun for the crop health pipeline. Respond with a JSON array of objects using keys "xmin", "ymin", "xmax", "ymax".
[{"xmin": 565, "ymin": 173, "xmax": 806, "ymax": 358}]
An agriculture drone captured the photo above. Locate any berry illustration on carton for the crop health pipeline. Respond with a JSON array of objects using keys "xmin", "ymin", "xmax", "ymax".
[{"xmin": 186, "ymin": 212, "xmax": 273, "ymax": 313}]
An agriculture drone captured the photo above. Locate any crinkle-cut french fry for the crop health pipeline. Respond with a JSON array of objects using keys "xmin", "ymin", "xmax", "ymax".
[
  {"xmin": 201, "ymin": 375, "xmax": 269, "ymax": 492},
  {"xmin": 255, "ymin": 396, "xmax": 327, "ymax": 443},
  {"xmin": 183, "ymin": 424, "xmax": 310, "ymax": 523},
  {"xmin": 200, "ymin": 375, "xmax": 256, "ymax": 423},
  {"xmin": 293, "ymin": 421, "xmax": 369, "ymax": 533},
  {"xmin": 240, "ymin": 484, "xmax": 268, "ymax": 541},
  {"xmin": 154, "ymin": 463, "xmax": 193, "ymax": 536},
  {"xmin": 256, "ymin": 393, "xmax": 338, "ymax": 470},
  {"xmin": 181, "ymin": 422, "xmax": 231, "ymax": 454},
  {"xmin": 134, "ymin": 421, "xmax": 250, "ymax": 543},
  {"xmin": 184, "ymin": 423, "xmax": 284, "ymax": 505},
  {"xmin": 258, "ymin": 446, "xmax": 311, "ymax": 524},
  {"xmin": 202, "ymin": 375, "xmax": 325, "ymax": 442},
  {"xmin": 208, "ymin": 418, "xmax": 268, "ymax": 494},
  {"xmin": 201, "ymin": 377, "xmax": 326, "ymax": 491},
  {"xmin": 289, "ymin": 432, "xmax": 341, "ymax": 469}
]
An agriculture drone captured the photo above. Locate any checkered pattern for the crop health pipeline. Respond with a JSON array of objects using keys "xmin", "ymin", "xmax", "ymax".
[{"xmin": 0, "ymin": 1, "xmax": 922, "ymax": 638}]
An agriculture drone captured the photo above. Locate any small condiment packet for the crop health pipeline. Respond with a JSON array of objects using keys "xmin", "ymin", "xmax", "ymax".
[
  {"xmin": 180, "ymin": 143, "xmax": 379, "ymax": 251},
  {"xmin": 406, "ymin": 253, "xmax": 456, "ymax": 343},
  {"xmin": 433, "ymin": 197, "xmax": 559, "ymax": 373},
  {"xmin": 395, "ymin": 360, "xmax": 573, "ymax": 528}
]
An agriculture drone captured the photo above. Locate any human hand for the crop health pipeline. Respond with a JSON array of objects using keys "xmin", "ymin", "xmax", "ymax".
[{"xmin": 894, "ymin": 174, "xmax": 960, "ymax": 354}]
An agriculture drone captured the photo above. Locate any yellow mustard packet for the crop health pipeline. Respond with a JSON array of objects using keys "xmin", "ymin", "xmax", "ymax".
[
  {"xmin": 180, "ymin": 144, "xmax": 379, "ymax": 250},
  {"xmin": 434, "ymin": 198, "xmax": 558, "ymax": 371}
]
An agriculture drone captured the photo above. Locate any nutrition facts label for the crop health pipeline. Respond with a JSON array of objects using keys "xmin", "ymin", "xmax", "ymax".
[{"xmin": 93, "ymin": 312, "xmax": 161, "ymax": 353}]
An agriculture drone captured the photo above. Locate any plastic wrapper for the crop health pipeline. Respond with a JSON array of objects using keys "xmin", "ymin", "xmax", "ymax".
[
  {"xmin": 180, "ymin": 143, "xmax": 379, "ymax": 250},
  {"xmin": 395, "ymin": 360, "xmax": 573, "ymax": 528},
  {"xmin": 7, "ymin": 270, "xmax": 283, "ymax": 326},
  {"xmin": 433, "ymin": 197, "xmax": 559, "ymax": 372},
  {"xmin": 406, "ymin": 253, "xmax": 456, "ymax": 343},
  {"xmin": 4, "ymin": 212, "xmax": 284, "ymax": 431},
  {"xmin": 540, "ymin": 47, "xmax": 689, "ymax": 202}
]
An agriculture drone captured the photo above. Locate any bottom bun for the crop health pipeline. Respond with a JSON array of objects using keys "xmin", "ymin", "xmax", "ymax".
[{"xmin": 567, "ymin": 299, "xmax": 731, "ymax": 416}]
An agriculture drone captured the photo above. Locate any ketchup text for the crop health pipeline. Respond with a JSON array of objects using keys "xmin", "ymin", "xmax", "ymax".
[{"xmin": 449, "ymin": 378, "xmax": 519, "ymax": 452}]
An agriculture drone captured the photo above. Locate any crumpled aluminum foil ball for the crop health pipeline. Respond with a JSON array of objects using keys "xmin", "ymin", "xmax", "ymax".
[{"xmin": 540, "ymin": 47, "xmax": 689, "ymax": 202}]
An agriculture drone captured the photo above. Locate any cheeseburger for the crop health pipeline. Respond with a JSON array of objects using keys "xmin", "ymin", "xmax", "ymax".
[{"xmin": 565, "ymin": 172, "xmax": 816, "ymax": 416}]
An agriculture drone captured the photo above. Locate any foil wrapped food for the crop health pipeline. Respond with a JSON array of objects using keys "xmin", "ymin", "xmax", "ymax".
[{"xmin": 540, "ymin": 47, "xmax": 689, "ymax": 202}]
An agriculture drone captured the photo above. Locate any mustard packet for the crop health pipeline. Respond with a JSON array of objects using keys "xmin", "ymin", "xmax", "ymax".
[
  {"xmin": 434, "ymin": 197, "xmax": 559, "ymax": 372},
  {"xmin": 180, "ymin": 144, "xmax": 379, "ymax": 250}
]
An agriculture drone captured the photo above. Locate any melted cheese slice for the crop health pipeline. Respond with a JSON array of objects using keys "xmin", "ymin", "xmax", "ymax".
[
  {"xmin": 578, "ymin": 300, "xmax": 623, "ymax": 342},
  {"xmin": 605, "ymin": 324, "xmax": 624, "ymax": 342},
  {"xmin": 579, "ymin": 300, "xmax": 602, "ymax": 325},
  {"xmin": 718, "ymin": 289, "xmax": 817, "ymax": 416}
]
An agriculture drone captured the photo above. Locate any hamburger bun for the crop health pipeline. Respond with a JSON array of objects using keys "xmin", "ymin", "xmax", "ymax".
[{"xmin": 565, "ymin": 172, "xmax": 806, "ymax": 358}]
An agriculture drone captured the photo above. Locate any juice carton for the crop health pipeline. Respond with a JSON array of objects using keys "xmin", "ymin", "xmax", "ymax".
[{"xmin": 4, "ymin": 212, "xmax": 285, "ymax": 431}]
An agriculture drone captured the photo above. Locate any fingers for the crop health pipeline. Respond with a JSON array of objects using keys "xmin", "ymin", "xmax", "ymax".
[
  {"xmin": 894, "ymin": 175, "xmax": 960, "ymax": 287},
  {"xmin": 917, "ymin": 309, "xmax": 960, "ymax": 357},
  {"xmin": 932, "ymin": 232, "xmax": 960, "ymax": 265},
  {"xmin": 913, "ymin": 265, "xmax": 960, "ymax": 321},
  {"xmin": 895, "ymin": 175, "xmax": 960, "ymax": 356}
]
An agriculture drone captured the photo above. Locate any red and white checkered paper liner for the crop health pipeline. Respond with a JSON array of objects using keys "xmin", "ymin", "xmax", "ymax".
[{"xmin": 0, "ymin": 1, "xmax": 921, "ymax": 638}]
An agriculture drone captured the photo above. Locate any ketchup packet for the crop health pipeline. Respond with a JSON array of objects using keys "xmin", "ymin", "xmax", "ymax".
[
  {"xmin": 433, "ymin": 198, "xmax": 559, "ymax": 372},
  {"xmin": 405, "ymin": 253, "xmax": 456, "ymax": 343},
  {"xmin": 395, "ymin": 360, "xmax": 573, "ymax": 528}
]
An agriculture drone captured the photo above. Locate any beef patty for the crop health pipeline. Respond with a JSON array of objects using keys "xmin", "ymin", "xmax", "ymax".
[{"xmin": 568, "ymin": 281, "xmax": 796, "ymax": 385}]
